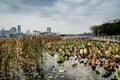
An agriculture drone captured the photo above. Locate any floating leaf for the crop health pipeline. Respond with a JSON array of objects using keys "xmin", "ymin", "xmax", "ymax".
[
  {"xmin": 49, "ymin": 51, "xmax": 54, "ymax": 57},
  {"xmin": 57, "ymin": 56, "xmax": 65, "ymax": 64},
  {"xmin": 65, "ymin": 50, "xmax": 70, "ymax": 56},
  {"xmin": 58, "ymin": 52, "xmax": 65, "ymax": 57}
]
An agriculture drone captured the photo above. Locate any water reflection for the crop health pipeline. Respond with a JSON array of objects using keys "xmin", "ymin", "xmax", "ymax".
[{"xmin": 42, "ymin": 52, "xmax": 115, "ymax": 80}]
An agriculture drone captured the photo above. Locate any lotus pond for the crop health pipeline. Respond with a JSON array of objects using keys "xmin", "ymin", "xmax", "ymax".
[
  {"xmin": 0, "ymin": 37, "xmax": 120, "ymax": 80},
  {"xmin": 45, "ymin": 38, "xmax": 120, "ymax": 80}
]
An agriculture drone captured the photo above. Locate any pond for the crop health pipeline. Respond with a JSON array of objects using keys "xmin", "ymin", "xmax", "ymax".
[
  {"xmin": 41, "ymin": 52, "xmax": 116, "ymax": 80},
  {"xmin": 0, "ymin": 53, "xmax": 117, "ymax": 80}
]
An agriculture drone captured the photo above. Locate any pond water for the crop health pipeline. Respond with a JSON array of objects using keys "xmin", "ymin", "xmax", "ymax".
[
  {"xmin": 0, "ymin": 52, "xmax": 117, "ymax": 80},
  {"xmin": 41, "ymin": 52, "xmax": 116, "ymax": 80}
]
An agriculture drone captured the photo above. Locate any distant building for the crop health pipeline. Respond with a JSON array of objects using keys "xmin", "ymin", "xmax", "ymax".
[
  {"xmin": 17, "ymin": 25, "xmax": 22, "ymax": 37},
  {"xmin": 33, "ymin": 30, "xmax": 41, "ymax": 36},
  {"xmin": 0, "ymin": 25, "xmax": 24, "ymax": 38},
  {"xmin": 2, "ymin": 28, "xmax": 9, "ymax": 37},
  {"xmin": 40, "ymin": 27, "xmax": 59, "ymax": 36},
  {"xmin": 2, "ymin": 28, "xmax": 4, "ymax": 36},
  {"xmin": 41, "ymin": 32, "xmax": 59, "ymax": 36},
  {"xmin": 47, "ymin": 27, "xmax": 51, "ymax": 33},
  {"xmin": 9, "ymin": 27, "xmax": 17, "ymax": 37},
  {"xmin": 17, "ymin": 25, "xmax": 21, "ymax": 33},
  {"xmin": 26, "ymin": 29, "xmax": 31, "ymax": 36},
  {"xmin": 40, "ymin": 32, "xmax": 49, "ymax": 36},
  {"xmin": 9, "ymin": 27, "xmax": 17, "ymax": 34},
  {"xmin": 0, "ymin": 30, "xmax": 2, "ymax": 37}
]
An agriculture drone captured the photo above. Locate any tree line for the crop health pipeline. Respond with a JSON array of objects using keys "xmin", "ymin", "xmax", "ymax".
[{"xmin": 91, "ymin": 19, "xmax": 120, "ymax": 36}]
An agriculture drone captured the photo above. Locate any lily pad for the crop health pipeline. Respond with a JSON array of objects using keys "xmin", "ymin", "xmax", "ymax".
[
  {"xmin": 58, "ymin": 52, "xmax": 65, "ymax": 57},
  {"xmin": 49, "ymin": 51, "xmax": 54, "ymax": 57},
  {"xmin": 57, "ymin": 56, "xmax": 65, "ymax": 64}
]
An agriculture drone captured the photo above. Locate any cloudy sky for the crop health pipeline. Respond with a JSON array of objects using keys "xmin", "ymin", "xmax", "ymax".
[{"xmin": 0, "ymin": 0, "xmax": 120, "ymax": 34}]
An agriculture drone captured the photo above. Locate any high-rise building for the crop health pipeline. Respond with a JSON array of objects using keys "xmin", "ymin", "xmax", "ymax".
[
  {"xmin": 9, "ymin": 27, "xmax": 17, "ymax": 37},
  {"xmin": 0, "ymin": 30, "xmax": 2, "ymax": 36},
  {"xmin": 17, "ymin": 25, "xmax": 21, "ymax": 37},
  {"xmin": 1, "ymin": 28, "xmax": 9, "ymax": 37},
  {"xmin": 9, "ymin": 27, "xmax": 17, "ymax": 34},
  {"xmin": 17, "ymin": 25, "xmax": 21, "ymax": 33},
  {"xmin": 47, "ymin": 27, "xmax": 51, "ymax": 33},
  {"xmin": 2, "ymin": 28, "xmax": 4, "ymax": 36}
]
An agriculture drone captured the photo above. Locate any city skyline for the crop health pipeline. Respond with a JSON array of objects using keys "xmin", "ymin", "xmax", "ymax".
[
  {"xmin": 0, "ymin": 25, "xmax": 22, "ymax": 37},
  {"xmin": 0, "ymin": 25, "xmax": 54, "ymax": 34},
  {"xmin": 0, "ymin": 25, "xmax": 60, "ymax": 37},
  {"xmin": 0, "ymin": 0, "xmax": 120, "ymax": 34}
]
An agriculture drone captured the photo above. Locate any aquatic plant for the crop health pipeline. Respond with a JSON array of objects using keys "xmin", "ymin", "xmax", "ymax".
[
  {"xmin": 46, "ymin": 38, "xmax": 120, "ymax": 79},
  {"xmin": 116, "ymin": 66, "xmax": 120, "ymax": 80},
  {"xmin": 0, "ymin": 36, "xmax": 43, "ymax": 79}
]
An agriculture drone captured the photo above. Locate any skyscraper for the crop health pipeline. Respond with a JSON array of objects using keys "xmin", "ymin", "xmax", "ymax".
[
  {"xmin": 9, "ymin": 27, "xmax": 17, "ymax": 37},
  {"xmin": 0, "ymin": 30, "xmax": 2, "ymax": 36},
  {"xmin": 17, "ymin": 25, "xmax": 21, "ymax": 33},
  {"xmin": 9, "ymin": 27, "xmax": 17, "ymax": 34},
  {"xmin": 47, "ymin": 27, "xmax": 51, "ymax": 33},
  {"xmin": 17, "ymin": 25, "xmax": 21, "ymax": 37},
  {"xmin": 2, "ymin": 28, "xmax": 5, "ymax": 36},
  {"xmin": 1, "ymin": 28, "xmax": 9, "ymax": 37}
]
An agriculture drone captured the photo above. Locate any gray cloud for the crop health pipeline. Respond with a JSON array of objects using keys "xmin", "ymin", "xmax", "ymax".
[
  {"xmin": 21, "ymin": 0, "xmax": 58, "ymax": 6},
  {"xmin": 0, "ymin": 0, "xmax": 120, "ymax": 34}
]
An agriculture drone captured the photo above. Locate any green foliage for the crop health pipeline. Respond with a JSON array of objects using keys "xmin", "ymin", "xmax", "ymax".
[
  {"xmin": 57, "ymin": 56, "xmax": 65, "ymax": 64},
  {"xmin": 116, "ymin": 67, "xmax": 120, "ymax": 80},
  {"xmin": 65, "ymin": 50, "xmax": 70, "ymax": 56},
  {"xmin": 49, "ymin": 51, "xmax": 54, "ymax": 57},
  {"xmin": 91, "ymin": 18, "xmax": 120, "ymax": 36}
]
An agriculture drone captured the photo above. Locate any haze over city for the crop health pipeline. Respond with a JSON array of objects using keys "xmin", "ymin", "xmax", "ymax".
[{"xmin": 0, "ymin": 0, "xmax": 120, "ymax": 34}]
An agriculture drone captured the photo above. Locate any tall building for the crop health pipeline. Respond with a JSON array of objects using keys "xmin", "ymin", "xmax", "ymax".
[
  {"xmin": 0, "ymin": 30, "xmax": 2, "ymax": 36},
  {"xmin": 9, "ymin": 27, "xmax": 17, "ymax": 34},
  {"xmin": 17, "ymin": 25, "xmax": 21, "ymax": 37},
  {"xmin": 2, "ymin": 28, "xmax": 4, "ymax": 36},
  {"xmin": 1, "ymin": 28, "xmax": 9, "ymax": 37},
  {"xmin": 47, "ymin": 27, "xmax": 51, "ymax": 33},
  {"xmin": 17, "ymin": 25, "xmax": 21, "ymax": 33},
  {"xmin": 9, "ymin": 27, "xmax": 17, "ymax": 37}
]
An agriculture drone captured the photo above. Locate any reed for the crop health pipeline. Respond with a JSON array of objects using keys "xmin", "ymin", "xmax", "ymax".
[{"xmin": 0, "ymin": 36, "xmax": 43, "ymax": 79}]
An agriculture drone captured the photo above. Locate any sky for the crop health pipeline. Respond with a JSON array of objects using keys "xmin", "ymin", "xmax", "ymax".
[{"xmin": 0, "ymin": 0, "xmax": 120, "ymax": 34}]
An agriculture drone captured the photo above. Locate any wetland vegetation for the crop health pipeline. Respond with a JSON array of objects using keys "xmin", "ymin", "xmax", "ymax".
[{"xmin": 0, "ymin": 36, "xmax": 120, "ymax": 80}]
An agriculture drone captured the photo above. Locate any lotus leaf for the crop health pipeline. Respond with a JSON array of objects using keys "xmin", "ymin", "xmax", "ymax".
[
  {"xmin": 49, "ymin": 51, "xmax": 54, "ymax": 57},
  {"xmin": 57, "ymin": 56, "xmax": 65, "ymax": 64},
  {"xmin": 60, "ymin": 45, "xmax": 65, "ymax": 49},
  {"xmin": 58, "ymin": 52, "xmax": 65, "ymax": 57},
  {"xmin": 65, "ymin": 50, "xmax": 71, "ymax": 56}
]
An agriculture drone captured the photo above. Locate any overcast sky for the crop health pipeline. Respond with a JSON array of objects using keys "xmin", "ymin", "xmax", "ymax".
[{"xmin": 0, "ymin": 0, "xmax": 120, "ymax": 34}]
